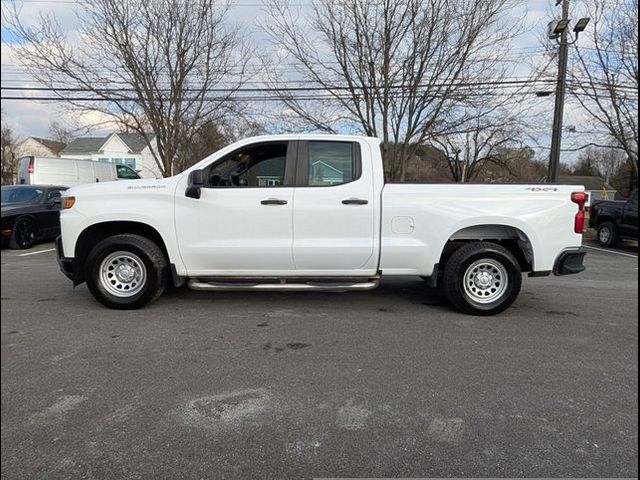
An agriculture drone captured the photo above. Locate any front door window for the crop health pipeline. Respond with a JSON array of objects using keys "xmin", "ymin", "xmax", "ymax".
[{"xmin": 206, "ymin": 143, "xmax": 288, "ymax": 188}]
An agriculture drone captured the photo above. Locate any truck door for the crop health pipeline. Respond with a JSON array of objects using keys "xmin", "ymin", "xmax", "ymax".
[
  {"xmin": 622, "ymin": 190, "xmax": 638, "ymax": 236},
  {"xmin": 291, "ymin": 140, "xmax": 378, "ymax": 273},
  {"xmin": 174, "ymin": 141, "xmax": 297, "ymax": 275}
]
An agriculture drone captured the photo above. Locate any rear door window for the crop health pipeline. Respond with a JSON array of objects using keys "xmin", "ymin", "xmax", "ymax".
[{"xmin": 300, "ymin": 141, "xmax": 361, "ymax": 186}]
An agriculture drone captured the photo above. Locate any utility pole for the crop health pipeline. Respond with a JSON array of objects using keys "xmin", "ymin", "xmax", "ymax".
[{"xmin": 548, "ymin": 0, "xmax": 570, "ymax": 183}]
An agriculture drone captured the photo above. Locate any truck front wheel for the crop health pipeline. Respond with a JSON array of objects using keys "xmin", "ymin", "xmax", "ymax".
[
  {"xmin": 85, "ymin": 234, "xmax": 167, "ymax": 309},
  {"xmin": 442, "ymin": 242, "xmax": 522, "ymax": 316}
]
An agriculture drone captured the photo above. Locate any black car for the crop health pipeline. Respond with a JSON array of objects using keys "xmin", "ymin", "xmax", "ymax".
[
  {"xmin": 1, "ymin": 185, "xmax": 68, "ymax": 249},
  {"xmin": 589, "ymin": 189, "xmax": 639, "ymax": 247}
]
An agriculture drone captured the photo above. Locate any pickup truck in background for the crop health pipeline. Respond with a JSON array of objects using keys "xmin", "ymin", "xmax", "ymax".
[
  {"xmin": 589, "ymin": 189, "xmax": 638, "ymax": 247},
  {"xmin": 56, "ymin": 135, "xmax": 587, "ymax": 316}
]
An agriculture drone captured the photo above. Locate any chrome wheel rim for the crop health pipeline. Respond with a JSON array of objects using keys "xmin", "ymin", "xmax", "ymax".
[
  {"xmin": 99, "ymin": 251, "xmax": 146, "ymax": 297},
  {"xmin": 599, "ymin": 227, "xmax": 610, "ymax": 243},
  {"xmin": 463, "ymin": 259, "xmax": 508, "ymax": 304}
]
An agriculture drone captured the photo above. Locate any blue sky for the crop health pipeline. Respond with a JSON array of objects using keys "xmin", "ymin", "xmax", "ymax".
[{"xmin": 0, "ymin": 0, "xmax": 598, "ymax": 163}]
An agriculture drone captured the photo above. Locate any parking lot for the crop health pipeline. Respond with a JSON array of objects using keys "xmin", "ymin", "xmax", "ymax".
[{"xmin": 1, "ymin": 240, "xmax": 638, "ymax": 478}]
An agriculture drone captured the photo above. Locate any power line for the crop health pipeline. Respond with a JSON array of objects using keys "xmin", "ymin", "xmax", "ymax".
[
  {"xmin": 3, "ymin": 89, "xmax": 636, "ymax": 102},
  {"xmin": 0, "ymin": 78, "xmax": 560, "ymax": 92},
  {"xmin": 0, "ymin": 0, "xmax": 311, "ymax": 5},
  {"xmin": 2, "ymin": 79, "xmax": 638, "ymax": 95}
]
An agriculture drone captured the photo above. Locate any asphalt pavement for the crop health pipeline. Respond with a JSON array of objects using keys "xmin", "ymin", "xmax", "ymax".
[{"xmin": 1, "ymin": 240, "xmax": 638, "ymax": 479}]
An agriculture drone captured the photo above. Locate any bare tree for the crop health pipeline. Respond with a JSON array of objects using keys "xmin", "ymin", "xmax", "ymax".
[
  {"xmin": 575, "ymin": 145, "xmax": 627, "ymax": 182},
  {"xmin": 48, "ymin": 121, "xmax": 75, "ymax": 145},
  {"xmin": 430, "ymin": 111, "xmax": 522, "ymax": 183},
  {"xmin": 1, "ymin": 113, "xmax": 19, "ymax": 185},
  {"xmin": 175, "ymin": 115, "xmax": 267, "ymax": 172},
  {"xmin": 265, "ymin": 0, "xmax": 522, "ymax": 180},
  {"xmin": 8, "ymin": 0, "xmax": 249, "ymax": 176},
  {"xmin": 570, "ymin": 0, "xmax": 638, "ymax": 179},
  {"xmin": 480, "ymin": 146, "xmax": 549, "ymax": 183},
  {"xmin": 425, "ymin": 92, "xmax": 531, "ymax": 183}
]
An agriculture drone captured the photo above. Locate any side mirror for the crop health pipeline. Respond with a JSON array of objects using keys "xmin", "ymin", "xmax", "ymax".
[
  {"xmin": 47, "ymin": 197, "xmax": 61, "ymax": 209},
  {"xmin": 186, "ymin": 169, "xmax": 204, "ymax": 199}
]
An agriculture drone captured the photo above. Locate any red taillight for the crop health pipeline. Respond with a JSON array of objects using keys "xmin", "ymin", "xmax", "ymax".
[
  {"xmin": 571, "ymin": 191, "xmax": 588, "ymax": 209},
  {"xmin": 27, "ymin": 158, "xmax": 34, "ymax": 174},
  {"xmin": 571, "ymin": 191, "xmax": 588, "ymax": 234},
  {"xmin": 574, "ymin": 211, "xmax": 585, "ymax": 233}
]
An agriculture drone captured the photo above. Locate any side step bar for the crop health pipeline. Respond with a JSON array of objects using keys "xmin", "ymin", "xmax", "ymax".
[{"xmin": 187, "ymin": 279, "xmax": 380, "ymax": 292}]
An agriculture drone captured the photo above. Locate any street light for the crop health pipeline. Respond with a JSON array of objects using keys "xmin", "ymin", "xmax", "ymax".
[
  {"xmin": 547, "ymin": 0, "xmax": 591, "ymax": 183},
  {"xmin": 553, "ymin": 19, "xmax": 571, "ymax": 35},
  {"xmin": 573, "ymin": 17, "xmax": 590, "ymax": 33}
]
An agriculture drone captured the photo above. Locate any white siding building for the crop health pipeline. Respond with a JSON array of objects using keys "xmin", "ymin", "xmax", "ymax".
[
  {"xmin": 60, "ymin": 133, "xmax": 161, "ymax": 178},
  {"xmin": 15, "ymin": 137, "xmax": 66, "ymax": 158}
]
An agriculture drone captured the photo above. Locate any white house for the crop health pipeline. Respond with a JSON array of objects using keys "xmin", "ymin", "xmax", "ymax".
[
  {"xmin": 60, "ymin": 133, "xmax": 161, "ymax": 178},
  {"xmin": 15, "ymin": 137, "xmax": 66, "ymax": 158}
]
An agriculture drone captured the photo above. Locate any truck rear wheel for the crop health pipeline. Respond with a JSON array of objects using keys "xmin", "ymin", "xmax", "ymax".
[
  {"xmin": 442, "ymin": 242, "xmax": 522, "ymax": 316},
  {"xmin": 85, "ymin": 234, "xmax": 167, "ymax": 309},
  {"xmin": 597, "ymin": 221, "xmax": 619, "ymax": 247}
]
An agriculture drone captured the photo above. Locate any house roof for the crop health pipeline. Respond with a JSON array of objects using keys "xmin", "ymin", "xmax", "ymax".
[
  {"xmin": 312, "ymin": 160, "xmax": 344, "ymax": 175},
  {"xmin": 30, "ymin": 137, "xmax": 67, "ymax": 154},
  {"xmin": 558, "ymin": 175, "xmax": 614, "ymax": 190},
  {"xmin": 60, "ymin": 132, "xmax": 155, "ymax": 155},
  {"xmin": 60, "ymin": 137, "xmax": 107, "ymax": 155},
  {"xmin": 118, "ymin": 133, "xmax": 154, "ymax": 153}
]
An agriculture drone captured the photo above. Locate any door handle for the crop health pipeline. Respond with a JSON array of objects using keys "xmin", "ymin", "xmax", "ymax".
[
  {"xmin": 342, "ymin": 198, "xmax": 369, "ymax": 205},
  {"xmin": 261, "ymin": 199, "xmax": 288, "ymax": 205}
]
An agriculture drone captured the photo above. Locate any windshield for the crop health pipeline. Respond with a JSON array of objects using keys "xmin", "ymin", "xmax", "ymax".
[
  {"xmin": 1, "ymin": 187, "xmax": 45, "ymax": 205},
  {"xmin": 116, "ymin": 164, "xmax": 140, "ymax": 179}
]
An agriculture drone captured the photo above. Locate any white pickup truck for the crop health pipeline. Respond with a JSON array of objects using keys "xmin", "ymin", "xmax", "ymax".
[{"xmin": 56, "ymin": 135, "xmax": 587, "ymax": 315}]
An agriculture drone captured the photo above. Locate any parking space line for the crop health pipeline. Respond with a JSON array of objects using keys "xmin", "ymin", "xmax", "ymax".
[
  {"xmin": 584, "ymin": 245, "xmax": 638, "ymax": 259},
  {"xmin": 18, "ymin": 248, "xmax": 56, "ymax": 257}
]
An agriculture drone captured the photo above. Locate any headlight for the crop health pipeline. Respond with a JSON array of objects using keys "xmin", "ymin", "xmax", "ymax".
[{"xmin": 61, "ymin": 196, "xmax": 76, "ymax": 209}]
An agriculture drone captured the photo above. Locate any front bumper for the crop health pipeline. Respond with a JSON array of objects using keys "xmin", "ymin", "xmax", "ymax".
[
  {"xmin": 56, "ymin": 236, "xmax": 77, "ymax": 283},
  {"xmin": 553, "ymin": 248, "xmax": 586, "ymax": 276}
]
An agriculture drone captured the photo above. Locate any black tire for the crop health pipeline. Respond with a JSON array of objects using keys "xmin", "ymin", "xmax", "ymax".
[
  {"xmin": 597, "ymin": 221, "xmax": 619, "ymax": 248},
  {"xmin": 85, "ymin": 234, "xmax": 168, "ymax": 309},
  {"xmin": 442, "ymin": 242, "xmax": 522, "ymax": 316},
  {"xmin": 9, "ymin": 216, "xmax": 36, "ymax": 249}
]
